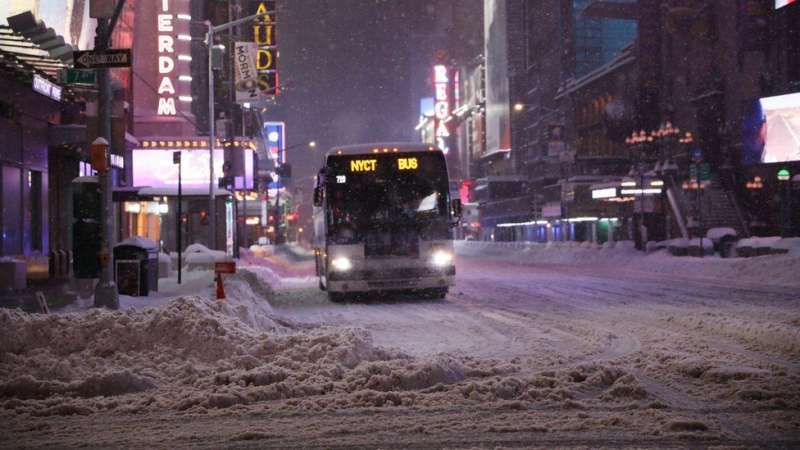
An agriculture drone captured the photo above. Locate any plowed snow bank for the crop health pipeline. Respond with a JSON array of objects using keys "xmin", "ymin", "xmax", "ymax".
[
  {"xmin": 456, "ymin": 240, "xmax": 800, "ymax": 287},
  {"xmin": 1, "ymin": 290, "xmax": 664, "ymax": 419}
]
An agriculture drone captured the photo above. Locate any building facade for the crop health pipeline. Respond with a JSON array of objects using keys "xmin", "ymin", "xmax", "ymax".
[{"xmin": 479, "ymin": 0, "xmax": 799, "ymax": 244}]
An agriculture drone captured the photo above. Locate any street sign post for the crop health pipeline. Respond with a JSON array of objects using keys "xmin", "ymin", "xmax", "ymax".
[
  {"xmin": 73, "ymin": 49, "xmax": 132, "ymax": 69},
  {"xmin": 63, "ymin": 69, "xmax": 97, "ymax": 85}
]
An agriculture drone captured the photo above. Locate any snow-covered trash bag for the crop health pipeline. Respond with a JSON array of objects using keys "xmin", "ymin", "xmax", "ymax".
[
  {"xmin": 667, "ymin": 238, "xmax": 689, "ymax": 256},
  {"xmin": 735, "ymin": 236, "xmax": 781, "ymax": 257},
  {"xmin": 687, "ymin": 238, "xmax": 714, "ymax": 257},
  {"xmin": 771, "ymin": 237, "xmax": 800, "ymax": 256}
]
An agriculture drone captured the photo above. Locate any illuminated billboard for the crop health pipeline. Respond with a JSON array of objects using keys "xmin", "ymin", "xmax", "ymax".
[
  {"xmin": 776, "ymin": 0, "xmax": 797, "ymax": 9},
  {"xmin": 742, "ymin": 92, "xmax": 800, "ymax": 165},
  {"xmin": 263, "ymin": 121, "xmax": 285, "ymax": 165},
  {"xmin": 133, "ymin": 149, "xmax": 255, "ymax": 189},
  {"xmin": 484, "ymin": 0, "xmax": 512, "ymax": 154}
]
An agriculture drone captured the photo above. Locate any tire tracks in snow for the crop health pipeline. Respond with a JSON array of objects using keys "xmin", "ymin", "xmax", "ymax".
[{"xmin": 454, "ymin": 257, "xmax": 800, "ymax": 442}]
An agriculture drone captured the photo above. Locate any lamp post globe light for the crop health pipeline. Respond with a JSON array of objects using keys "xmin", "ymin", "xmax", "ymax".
[{"xmin": 625, "ymin": 129, "xmax": 653, "ymax": 251}]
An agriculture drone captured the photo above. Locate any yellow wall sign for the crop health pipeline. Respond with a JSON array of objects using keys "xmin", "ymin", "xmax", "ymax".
[
  {"xmin": 350, "ymin": 159, "xmax": 377, "ymax": 172},
  {"xmin": 397, "ymin": 157, "xmax": 418, "ymax": 170}
]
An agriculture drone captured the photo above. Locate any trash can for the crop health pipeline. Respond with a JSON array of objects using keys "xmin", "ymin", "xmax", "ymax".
[
  {"xmin": 0, "ymin": 258, "xmax": 26, "ymax": 292},
  {"xmin": 113, "ymin": 237, "xmax": 159, "ymax": 296}
]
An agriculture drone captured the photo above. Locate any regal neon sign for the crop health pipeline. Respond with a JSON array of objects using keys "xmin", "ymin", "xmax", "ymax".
[
  {"xmin": 157, "ymin": 0, "xmax": 177, "ymax": 115},
  {"xmin": 433, "ymin": 65, "xmax": 450, "ymax": 154}
]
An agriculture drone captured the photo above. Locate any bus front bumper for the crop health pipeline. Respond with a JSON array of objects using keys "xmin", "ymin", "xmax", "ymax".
[{"xmin": 327, "ymin": 266, "xmax": 455, "ymax": 293}]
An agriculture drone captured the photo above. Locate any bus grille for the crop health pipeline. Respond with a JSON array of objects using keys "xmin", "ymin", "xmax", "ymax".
[{"xmin": 364, "ymin": 232, "xmax": 419, "ymax": 258}]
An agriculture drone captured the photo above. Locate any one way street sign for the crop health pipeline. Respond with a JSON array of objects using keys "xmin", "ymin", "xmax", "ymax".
[{"xmin": 73, "ymin": 49, "xmax": 132, "ymax": 69}]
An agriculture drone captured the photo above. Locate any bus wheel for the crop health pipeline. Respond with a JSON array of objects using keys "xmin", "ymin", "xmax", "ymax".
[{"xmin": 328, "ymin": 292, "xmax": 348, "ymax": 303}]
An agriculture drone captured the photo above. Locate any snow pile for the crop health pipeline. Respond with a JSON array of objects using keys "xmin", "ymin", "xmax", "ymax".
[
  {"xmin": 456, "ymin": 240, "xmax": 800, "ymax": 287},
  {"xmin": 2, "ymin": 275, "xmax": 532, "ymax": 418},
  {"xmin": 736, "ymin": 236, "xmax": 800, "ymax": 257},
  {"xmin": 771, "ymin": 237, "xmax": 800, "ymax": 255},
  {"xmin": 0, "ymin": 296, "xmax": 398, "ymax": 416},
  {"xmin": 0, "ymin": 288, "xmax": 661, "ymax": 418},
  {"xmin": 115, "ymin": 236, "xmax": 158, "ymax": 250},
  {"xmin": 182, "ymin": 243, "xmax": 230, "ymax": 269},
  {"xmin": 662, "ymin": 313, "xmax": 800, "ymax": 356},
  {"xmin": 706, "ymin": 227, "xmax": 737, "ymax": 241},
  {"xmin": 645, "ymin": 350, "xmax": 799, "ymax": 410}
]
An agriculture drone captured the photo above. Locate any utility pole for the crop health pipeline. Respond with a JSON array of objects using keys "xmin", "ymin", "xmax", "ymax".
[
  {"xmin": 174, "ymin": 151, "xmax": 182, "ymax": 284},
  {"xmin": 207, "ymin": 25, "xmax": 217, "ymax": 250},
  {"xmin": 93, "ymin": 0, "xmax": 127, "ymax": 309},
  {"xmin": 206, "ymin": 10, "xmax": 273, "ymax": 250}
]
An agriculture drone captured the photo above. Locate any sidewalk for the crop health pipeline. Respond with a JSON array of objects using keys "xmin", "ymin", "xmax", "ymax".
[{"xmin": 0, "ymin": 278, "xmax": 78, "ymax": 313}]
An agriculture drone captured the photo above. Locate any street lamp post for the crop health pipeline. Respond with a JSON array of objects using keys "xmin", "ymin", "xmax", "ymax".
[
  {"xmin": 626, "ymin": 130, "xmax": 653, "ymax": 251},
  {"xmin": 205, "ymin": 10, "xmax": 272, "ymax": 250}
]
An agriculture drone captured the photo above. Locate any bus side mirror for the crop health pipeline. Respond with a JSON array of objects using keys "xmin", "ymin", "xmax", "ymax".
[
  {"xmin": 450, "ymin": 199, "xmax": 462, "ymax": 219},
  {"xmin": 313, "ymin": 187, "xmax": 323, "ymax": 207}
]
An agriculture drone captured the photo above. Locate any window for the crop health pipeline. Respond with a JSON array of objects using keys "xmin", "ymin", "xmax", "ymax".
[
  {"xmin": 30, "ymin": 170, "xmax": 43, "ymax": 252},
  {"xmin": 1, "ymin": 165, "xmax": 22, "ymax": 255}
]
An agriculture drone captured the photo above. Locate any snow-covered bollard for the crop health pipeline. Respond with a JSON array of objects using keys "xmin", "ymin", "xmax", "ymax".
[
  {"xmin": 158, "ymin": 253, "xmax": 172, "ymax": 278},
  {"xmin": 214, "ymin": 261, "xmax": 236, "ymax": 300}
]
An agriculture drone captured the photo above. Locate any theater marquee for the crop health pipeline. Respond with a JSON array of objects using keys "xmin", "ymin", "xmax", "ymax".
[{"xmin": 251, "ymin": 1, "xmax": 278, "ymax": 97}]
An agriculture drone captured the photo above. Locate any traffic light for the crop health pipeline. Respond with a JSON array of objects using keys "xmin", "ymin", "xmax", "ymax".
[
  {"xmin": 218, "ymin": 176, "xmax": 233, "ymax": 189},
  {"xmin": 276, "ymin": 163, "xmax": 292, "ymax": 178}
]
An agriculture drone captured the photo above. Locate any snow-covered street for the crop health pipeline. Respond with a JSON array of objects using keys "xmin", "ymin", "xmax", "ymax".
[{"xmin": 2, "ymin": 244, "xmax": 799, "ymax": 448}]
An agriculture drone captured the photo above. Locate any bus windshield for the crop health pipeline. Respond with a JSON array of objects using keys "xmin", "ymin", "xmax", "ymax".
[{"xmin": 325, "ymin": 152, "xmax": 450, "ymax": 246}]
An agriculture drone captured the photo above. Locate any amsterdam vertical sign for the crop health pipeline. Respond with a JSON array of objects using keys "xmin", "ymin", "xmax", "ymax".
[
  {"xmin": 157, "ymin": 0, "xmax": 177, "ymax": 115},
  {"xmin": 251, "ymin": 1, "xmax": 278, "ymax": 98}
]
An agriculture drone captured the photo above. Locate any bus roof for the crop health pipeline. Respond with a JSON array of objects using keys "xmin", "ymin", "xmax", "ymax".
[{"xmin": 326, "ymin": 142, "xmax": 442, "ymax": 157}]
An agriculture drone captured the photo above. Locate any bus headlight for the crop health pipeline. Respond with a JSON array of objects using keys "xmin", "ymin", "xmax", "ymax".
[
  {"xmin": 430, "ymin": 250, "xmax": 453, "ymax": 267},
  {"xmin": 331, "ymin": 256, "xmax": 352, "ymax": 272}
]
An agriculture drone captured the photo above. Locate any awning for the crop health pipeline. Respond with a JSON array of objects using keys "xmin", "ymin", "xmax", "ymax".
[
  {"xmin": 138, "ymin": 186, "xmax": 232, "ymax": 198},
  {"xmin": 112, "ymin": 186, "xmax": 232, "ymax": 202},
  {"xmin": 0, "ymin": 13, "xmax": 76, "ymax": 100},
  {"xmin": 480, "ymin": 148, "xmax": 511, "ymax": 160}
]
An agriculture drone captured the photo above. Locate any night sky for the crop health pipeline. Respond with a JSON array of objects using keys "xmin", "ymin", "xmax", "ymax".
[{"xmin": 266, "ymin": 0, "xmax": 483, "ymax": 181}]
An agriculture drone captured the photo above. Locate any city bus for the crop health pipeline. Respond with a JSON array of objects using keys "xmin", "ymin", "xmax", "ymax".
[{"xmin": 312, "ymin": 143, "xmax": 461, "ymax": 301}]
